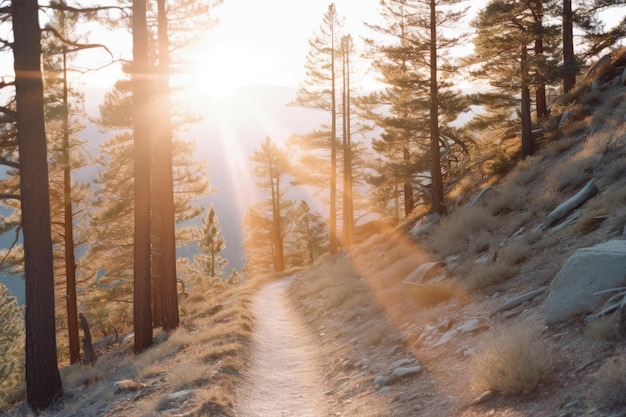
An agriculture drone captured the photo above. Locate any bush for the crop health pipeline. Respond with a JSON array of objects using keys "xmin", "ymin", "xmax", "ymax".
[
  {"xmin": 587, "ymin": 357, "xmax": 626, "ymax": 412},
  {"xmin": 0, "ymin": 284, "xmax": 25, "ymax": 410},
  {"xmin": 470, "ymin": 324, "xmax": 553, "ymax": 395}
]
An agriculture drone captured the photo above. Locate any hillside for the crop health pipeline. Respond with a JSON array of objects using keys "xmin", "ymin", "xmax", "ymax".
[{"xmin": 3, "ymin": 51, "xmax": 626, "ymax": 417}]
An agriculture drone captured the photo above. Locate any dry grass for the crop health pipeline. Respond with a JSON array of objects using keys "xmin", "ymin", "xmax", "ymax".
[
  {"xmin": 3, "ymin": 279, "xmax": 254, "ymax": 417},
  {"xmin": 428, "ymin": 206, "xmax": 497, "ymax": 257},
  {"xmin": 575, "ymin": 187, "xmax": 626, "ymax": 235},
  {"xmin": 547, "ymin": 155, "xmax": 596, "ymax": 193},
  {"xmin": 404, "ymin": 280, "xmax": 465, "ymax": 306},
  {"xmin": 585, "ymin": 312, "xmax": 619, "ymax": 342},
  {"xmin": 463, "ymin": 260, "xmax": 520, "ymax": 290},
  {"xmin": 587, "ymin": 356, "xmax": 626, "ymax": 412},
  {"xmin": 470, "ymin": 324, "xmax": 553, "ymax": 395}
]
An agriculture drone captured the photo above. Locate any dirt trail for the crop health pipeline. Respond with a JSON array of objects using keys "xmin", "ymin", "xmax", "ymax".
[{"xmin": 235, "ymin": 278, "xmax": 331, "ymax": 417}]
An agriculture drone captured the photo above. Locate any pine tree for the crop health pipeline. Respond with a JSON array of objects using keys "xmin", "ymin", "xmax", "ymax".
[
  {"xmin": 470, "ymin": 1, "xmax": 558, "ymax": 157},
  {"xmin": 85, "ymin": 76, "xmax": 210, "ymax": 333},
  {"xmin": 132, "ymin": 0, "xmax": 153, "ymax": 354},
  {"xmin": 12, "ymin": 0, "xmax": 63, "ymax": 406},
  {"xmin": 42, "ymin": 3, "xmax": 94, "ymax": 365},
  {"xmin": 0, "ymin": 284, "xmax": 24, "ymax": 409},
  {"xmin": 362, "ymin": 0, "xmax": 468, "ymax": 217},
  {"xmin": 290, "ymin": 3, "xmax": 342, "ymax": 254},
  {"xmin": 291, "ymin": 200, "xmax": 328, "ymax": 267},
  {"xmin": 249, "ymin": 137, "xmax": 292, "ymax": 272},
  {"xmin": 193, "ymin": 203, "xmax": 228, "ymax": 280}
]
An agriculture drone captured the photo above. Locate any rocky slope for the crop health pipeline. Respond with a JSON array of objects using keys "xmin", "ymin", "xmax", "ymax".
[{"xmin": 282, "ymin": 50, "xmax": 626, "ymax": 416}]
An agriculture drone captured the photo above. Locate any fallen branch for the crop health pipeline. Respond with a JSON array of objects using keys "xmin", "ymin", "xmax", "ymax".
[{"xmin": 539, "ymin": 179, "xmax": 598, "ymax": 230}]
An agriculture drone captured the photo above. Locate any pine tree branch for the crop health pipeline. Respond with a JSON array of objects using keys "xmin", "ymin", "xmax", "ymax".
[
  {"xmin": 0, "ymin": 159, "xmax": 19, "ymax": 169},
  {"xmin": 0, "ymin": 224, "xmax": 22, "ymax": 270},
  {"xmin": 42, "ymin": 26, "xmax": 114, "ymax": 59},
  {"xmin": 0, "ymin": 106, "xmax": 16, "ymax": 119},
  {"xmin": 44, "ymin": 2, "xmax": 130, "ymax": 18},
  {"xmin": 0, "ymin": 194, "xmax": 20, "ymax": 201}
]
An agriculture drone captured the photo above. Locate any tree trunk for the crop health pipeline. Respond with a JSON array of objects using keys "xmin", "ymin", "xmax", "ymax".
[
  {"xmin": 330, "ymin": 25, "xmax": 338, "ymax": 255},
  {"xmin": 272, "ymin": 176, "xmax": 285, "ymax": 272},
  {"xmin": 563, "ymin": 0, "xmax": 576, "ymax": 93},
  {"xmin": 521, "ymin": 44, "xmax": 534, "ymax": 157},
  {"xmin": 150, "ymin": 201, "xmax": 163, "ymax": 328},
  {"xmin": 79, "ymin": 313, "xmax": 96, "ymax": 366},
  {"xmin": 62, "ymin": 47, "xmax": 80, "ymax": 364},
  {"xmin": 156, "ymin": 0, "xmax": 179, "ymax": 331},
  {"xmin": 429, "ymin": 0, "xmax": 444, "ymax": 215},
  {"xmin": 535, "ymin": 37, "xmax": 548, "ymax": 118},
  {"xmin": 12, "ymin": 0, "xmax": 63, "ymax": 409},
  {"xmin": 133, "ymin": 0, "xmax": 153, "ymax": 354},
  {"xmin": 341, "ymin": 36, "xmax": 353, "ymax": 248}
]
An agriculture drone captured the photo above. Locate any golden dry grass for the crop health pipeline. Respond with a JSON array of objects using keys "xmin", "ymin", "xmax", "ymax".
[
  {"xmin": 4, "ymin": 278, "xmax": 255, "ymax": 417},
  {"xmin": 428, "ymin": 206, "xmax": 497, "ymax": 257},
  {"xmin": 584, "ymin": 312, "xmax": 619, "ymax": 342},
  {"xmin": 575, "ymin": 187, "xmax": 626, "ymax": 235},
  {"xmin": 587, "ymin": 356, "xmax": 626, "ymax": 412},
  {"xmin": 470, "ymin": 324, "xmax": 553, "ymax": 395}
]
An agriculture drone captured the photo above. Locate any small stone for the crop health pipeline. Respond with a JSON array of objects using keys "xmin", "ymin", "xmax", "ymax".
[
  {"xmin": 458, "ymin": 319, "xmax": 484, "ymax": 333},
  {"xmin": 390, "ymin": 358, "xmax": 414, "ymax": 369},
  {"xmin": 433, "ymin": 329, "xmax": 458, "ymax": 347},
  {"xmin": 166, "ymin": 389, "xmax": 195, "ymax": 402},
  {"xmin": 114, "ymin": 379, "xmax": 144, "ymax": 393},
  {"xmin": 373, "ymin": 375, "xmax": 390, "ymax": 386},
  {"xmin": 391, "ymin": 366, "xmax": 423, "ymax": 378},
  {"xmin": 470, "ymin": 390, "xmax": 493, "ymax": 406}
]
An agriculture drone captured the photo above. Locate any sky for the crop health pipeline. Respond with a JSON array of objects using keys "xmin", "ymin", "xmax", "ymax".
[{"xmin": 196, "ymin": 0, "xmax": 386, "ymax": 91}]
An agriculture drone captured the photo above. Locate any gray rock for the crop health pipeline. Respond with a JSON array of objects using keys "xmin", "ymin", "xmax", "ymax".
[
  {"xmin": 113, "ymin": 379, "xmax": 144, "ymax": 393},
  {"xmin": 403, "ymin": 262, "xmax": 447, "ymax": 285},
  {"xmin": 496, "ymin": 287, "xmax": 547, "ymax": 313},
  {"xmin": 470, "ymin": 390, "xmax": 493, "ymax": 406},
  {"xmin": 166, "ymin": 389, "xmax": 195, "ymax": 402},
  {"xmin": 433, "ymin": 329, "xmax": 458, "ymax": 347},
  {"xmin": 457, "ymin": 318, "xmax": 485, "ymax": 333},
  {"xmin": 545, "ymin": 239, "xmax": 626, "ymax": 325},
  {"xmin": 391, "ymin": 366, "xmax": 423, "ymax": 378},
  {"xmin": 389, "ymin": 358, "xmax": 414, "ymax": 369},
  {"xmin": 373, "ymin": 375, "xmax": 390, "ymax": 386}
]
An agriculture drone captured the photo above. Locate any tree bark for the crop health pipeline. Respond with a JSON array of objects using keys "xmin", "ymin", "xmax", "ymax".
[
  {"xmin": 563, "ymin": 0, "xmax": 576, "ymax": 93},
  {"xmin": 535, "ymin": 37, "xmax": 548, "ymax": 118},
  {"xmin": 341, "ymin": 36, "xmax": 353, "ymax": 247},
  {"xmin": 62, "ymin": 46, "xmax": 80, "ymax": 364},
  {"xmin": 521, "ymin": 44, "xmax": 534, "ymax": 157},
  {"xmin": 79, "ymin": 313, "xmax": 96, "ymax": 366},
  {"xmin": 156, "ymin": 0, "xmax": 179, "ymax": 331},
  {"xmin": 429, "ymin": 0, "xmax": 444, "ymax": 214},
  {"xmin": 330, "ymin": 22, "xmax": 338, "ymax": 255},
  {"xmin": 12, "ymin": 0, "xmax": 63, "ymax": 409},
  {"xmin": 133, "ymin": 0, "xmax": 153, "ymax": 353}
]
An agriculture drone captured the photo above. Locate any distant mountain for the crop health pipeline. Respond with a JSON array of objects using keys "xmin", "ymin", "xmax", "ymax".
[{"xmin": 0, "ymin": 84, "xmax": 326, "ymax": 301}]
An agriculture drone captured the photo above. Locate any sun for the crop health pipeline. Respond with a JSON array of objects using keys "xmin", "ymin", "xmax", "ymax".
[{"xmin": 178, "ymin": 43, "xmax": 248, "ymax": 105}]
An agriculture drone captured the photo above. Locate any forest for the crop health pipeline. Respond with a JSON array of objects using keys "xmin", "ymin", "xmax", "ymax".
[{"xmin": 0, "ymin": 0, "xmax": 625, "ymax": 413}]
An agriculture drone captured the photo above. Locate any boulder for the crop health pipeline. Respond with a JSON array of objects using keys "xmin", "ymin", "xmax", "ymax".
[
  {"xmin": 403, "ymin": 262, "xmax": 447, "ymax": 285},
  {"xmin": 545, "ymin": 239, "xmax": 626, "ymax": 325}
]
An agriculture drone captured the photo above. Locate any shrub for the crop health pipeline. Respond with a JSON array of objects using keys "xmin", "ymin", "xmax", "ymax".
[
  {"xmin": 575, "ymin": 187, "xmax": 626, "ymax": 236},
  {"xmin": 585, "ymin": 312, "xmax": 619, "ymax": 341},
  {"xmin": 0, "ymin": 284, "xmax": 25, "ymax": 410},
  {"xmin": 488, "ymin": 153, "xmax": 512, "ymax": 175},
  {"xmin": 470, "ymin": 324, "xmax": 553, "ymax": 395},
  {"xmin": 587, "ymin": 357, "xmax": 626, "ymax": 412},
  {"xmin": 464, "ymin": 259, "xmax": 519, "ymax": 290},
  {"xmin": 548, "ymin": 155, "xmax": 596, "ymax": 193},
  {"xmin": 429, "ymin": 206, "xmax": 496, "ymax": 256}
]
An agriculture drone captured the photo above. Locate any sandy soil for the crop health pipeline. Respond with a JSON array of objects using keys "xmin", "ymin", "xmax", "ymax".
[{"xmin": 234, "ymin": 278, "xmax": 331, "ymax": 417}]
